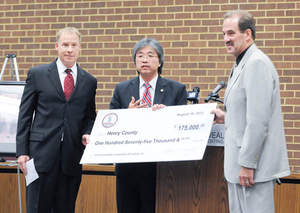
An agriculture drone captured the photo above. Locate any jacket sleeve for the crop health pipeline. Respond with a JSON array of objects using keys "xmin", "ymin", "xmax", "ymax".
[
  {"xmin": 16, "ymin": 69, "xmax": 37, "ymax": 157},
  {"xmin": 110, "ymin": 84, "xmax": 123, "ymax": 109},
  {"xmin": 238, "ymin": 56, "xmax": 274, "ymax": 169},
  {"xmin": 82, "ymin": 77, "xmax": 97, "ymax": 135},
  {"xmin": 175, "ymin": 83, "xmax": 187, "ymax": 105}
]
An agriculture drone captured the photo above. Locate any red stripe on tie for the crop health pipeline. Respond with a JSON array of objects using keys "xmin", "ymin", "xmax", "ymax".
[
  {"xmin": 64, "ymin": 69, "xmax": 74, "ymax": 101},
  {"xmin": 142, "ymin": 83, "xmax": 152, "ymax": 107}
]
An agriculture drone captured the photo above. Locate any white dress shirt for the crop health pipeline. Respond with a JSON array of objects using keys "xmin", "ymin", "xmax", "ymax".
[
  {"xmin": 56, "ymin": 58, "xmax": 77, "ymax": 90},
  {"xmin": 139, "ymin": 75, "xmax": 158, "ymax": 105}
]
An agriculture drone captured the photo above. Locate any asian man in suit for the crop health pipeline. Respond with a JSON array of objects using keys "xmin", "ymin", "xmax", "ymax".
[
  {"xmin": 16, "ymin": 27, "xmax": 97, "ymax": 213},
  {"xmin": 110, "ymin": 38, "xmax": 187, "ymax": 213},
  {"xmin": 212, "ymin": 10, "xmax": 290, "ymax": 213}
]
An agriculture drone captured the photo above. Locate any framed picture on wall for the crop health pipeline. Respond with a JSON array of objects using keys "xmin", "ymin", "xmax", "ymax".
[{"xmin": 0, "ymin": 81, "xmax": 25, "ymax": 156}]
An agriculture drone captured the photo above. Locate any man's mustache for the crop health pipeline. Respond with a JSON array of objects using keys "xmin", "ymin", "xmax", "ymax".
[{"xmin": 226, "ymin": 41, "xmax": 233, "ymax": 46}]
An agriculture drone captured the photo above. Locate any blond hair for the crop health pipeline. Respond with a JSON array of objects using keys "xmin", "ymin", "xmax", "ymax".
[{"xmin": 56, "ymin": 27, "xmax": 81, "ymax": 43}]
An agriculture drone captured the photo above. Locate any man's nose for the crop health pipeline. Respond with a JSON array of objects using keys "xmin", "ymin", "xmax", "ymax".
[
  {"xmin": 224, "ymin": 35, "xmax": 230, "ymax": 43},
  {"xmin": 66, "ymin": 45, "xmax": 73, "ymax": 51},
  {"xmin": 141, "ymin": 56, "xmax": 149, "ymax": 62}
]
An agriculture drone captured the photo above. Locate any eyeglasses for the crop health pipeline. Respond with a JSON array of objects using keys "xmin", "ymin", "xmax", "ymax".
[{"xmin": 136, "ymin": 54, "xmax": 158, "ymax": 61}]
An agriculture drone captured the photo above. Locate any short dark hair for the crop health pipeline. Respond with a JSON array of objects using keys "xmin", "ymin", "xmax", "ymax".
[
  {"xmin": 132, "ymin": 38, "xmax": 164, "ymax": 74},
  {"xmin": 224, "ymin": 10, "xmax": 256, "ymax": 40}
]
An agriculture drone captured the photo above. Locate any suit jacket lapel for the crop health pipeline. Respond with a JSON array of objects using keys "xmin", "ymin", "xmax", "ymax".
[
  {"xmin": 129, "ymin": 77, "xmax": 140, "ymax": 101},
  {"xmin": 224, "ymin": 44, "xmax": 257, "ymax": 105},
  {"xmin": 224, "ymin": 63, "xmax": 238, "ymax": 105},
  {"xmin": 70, "ymin": 64, "xmax": 85, "ymax": 101},
  {"xmin": 153, "ymin": 75, "xmax": 166, "ymax": 104},
  {"xmin": 47, "ymin": 59, "xmax": 65, "ymax": 100}
]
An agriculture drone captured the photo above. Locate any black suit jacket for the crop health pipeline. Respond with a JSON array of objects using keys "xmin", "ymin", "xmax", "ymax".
[
  {"xmin": 110, "ymin": 75, "xmax": 187, "ymax": 176},
  {"xmin": 110, "ymin": 75, "xmax": 187, "ymax": 109},
  {"xmin": 16, "ymin": 59, "xmax": 97, "ymax": 176}
]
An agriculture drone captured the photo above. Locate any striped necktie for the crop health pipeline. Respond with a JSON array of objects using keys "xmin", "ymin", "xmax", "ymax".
[{"xmin": 142, "ymin": 83, "xmax": 152, "ymax": 107}]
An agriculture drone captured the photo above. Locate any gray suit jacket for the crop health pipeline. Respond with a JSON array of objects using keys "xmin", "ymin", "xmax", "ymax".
[{"xmin": 223, "ymin": 44, "xmax": 290, "ymax": 183}]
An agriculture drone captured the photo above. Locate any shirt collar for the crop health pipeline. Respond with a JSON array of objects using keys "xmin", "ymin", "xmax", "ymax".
[
  {"xmin": 236, "ymin": 44, "xmax": 252, "ymax": 66},
  {"xmin": 139, "ymin": 74, "xmax": 158, "ymax": 90},
  {"xmin": 56, "ymin": 58, "xmax": 77, "ymax": 75}
]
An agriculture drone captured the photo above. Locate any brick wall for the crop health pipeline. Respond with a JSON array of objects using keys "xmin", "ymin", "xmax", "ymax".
[{"xmin": 0, "ymin": 0, "xmax": 299, "ymax": 173}]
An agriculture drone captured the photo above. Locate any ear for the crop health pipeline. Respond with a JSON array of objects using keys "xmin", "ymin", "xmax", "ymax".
[
  {"xmin": 245, "ymin": 28, "xmax": 253, "ymax": 41},
  {"xmin": 55, "ymin": 42, "xmax": 59, "ymax": 50}
]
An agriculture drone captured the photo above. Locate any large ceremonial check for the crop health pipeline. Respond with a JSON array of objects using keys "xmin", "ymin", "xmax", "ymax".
[{"xmin": 80, "ymin": 103, "xmax": 217, "ymax": 164}]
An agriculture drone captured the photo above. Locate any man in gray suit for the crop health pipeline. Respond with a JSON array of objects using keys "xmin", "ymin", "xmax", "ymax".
[
  {"xmin": 212, "ymin": 10, "xmax": 290, "ymax": 213},
  {"xmin": 110, "ymin": 38, "xmax": 187, "ymax": 213}
]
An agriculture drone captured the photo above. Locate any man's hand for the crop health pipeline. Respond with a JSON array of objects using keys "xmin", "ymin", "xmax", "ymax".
[
  {"xmin": 211, "ymin": 108, "xmax": 225, "ymax": 124},
  {"xmin": 82, "ymin": 134, "xmax": 90, "ymax": 146},
  {"xmin": 128, "ymin": 96, "xmax": 147, "ymax": 108},
  {"xmin": 239, "ymin": 166, "xmax": 255, "ymax": 187},
  {"xmin": 17, "ymin": 155, "xmax": 30, "ymax": 175},
  {"xmin": 152, "ymin": 104, "xmax": 166, "ymax": 111}
]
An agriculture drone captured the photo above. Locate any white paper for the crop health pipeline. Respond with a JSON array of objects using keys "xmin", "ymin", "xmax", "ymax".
[
  {"xmin": 81, "ymin": 103, "xmax": 217, "ymax": 164},
  {"xmin": 25, "ymin": 159, "xmax": 39, "ymax": 186}
]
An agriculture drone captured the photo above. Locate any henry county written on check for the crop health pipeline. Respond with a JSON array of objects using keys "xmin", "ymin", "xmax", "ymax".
[{"xmin": 80, "ymin": 103, "xmax": 217, "ymax": 164}]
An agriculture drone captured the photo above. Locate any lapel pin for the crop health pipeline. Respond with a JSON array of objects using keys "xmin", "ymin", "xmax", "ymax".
[{"xmin": 160, "ymin": 89, "xmax": 164, "ymax": 92}]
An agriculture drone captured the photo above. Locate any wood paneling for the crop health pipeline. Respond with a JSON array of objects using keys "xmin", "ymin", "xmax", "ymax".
[
  {"xmin": 0, "ymin": 164, "xmax": 117, "ymax": 213},
  {"xmin": 156, "ymin": 148, "xmax": 300, "ymax": 213},
  {"xmin": 1, "ymin": 163, "xmax": 300, "ymax": 213},
  {"xmin": 0, "ymin": 171, "xmax": 26, "ymax": 213},
  {"xmin": 76, "ymin": 173, "xmax": 117, "ymax": 213},
  {"xmin": 156, "ymin": 146, "xmax": 229, "ymax": 213},
  {"xmin": 274, "ymin": 174, "xmax": 300, "ymax": 213},
  {"xmin": 76, "ymin": 164, "xmax": 117, "ymax": 213}
]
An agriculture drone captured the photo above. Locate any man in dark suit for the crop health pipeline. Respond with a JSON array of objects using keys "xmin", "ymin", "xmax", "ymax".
[
  {"xmin": 16, "ymin": 27, "xmax": 97, "ymax": 213},
  {"xmin": 110, "ymin": 38, "xmax": 187, "ymax": 213}
]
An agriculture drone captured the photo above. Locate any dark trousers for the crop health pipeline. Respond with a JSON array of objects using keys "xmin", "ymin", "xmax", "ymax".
[
  {"xmin": 116, "ymin": 163, "xmax": 156, "ymax": 213},
  {"xmin": 26, "ymin": 154, "xmax": 82, "ymax": 213}
]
